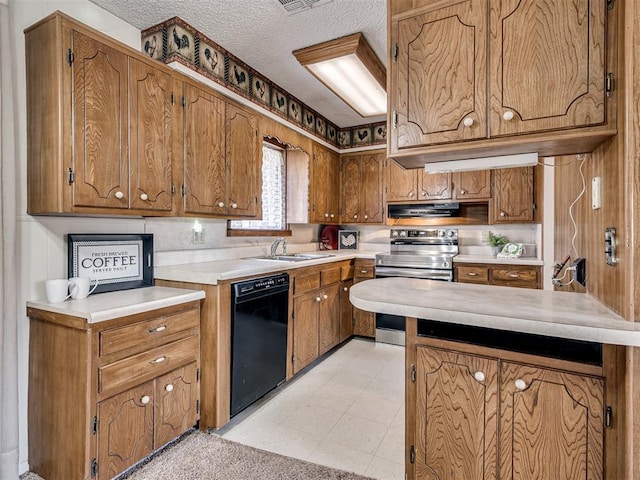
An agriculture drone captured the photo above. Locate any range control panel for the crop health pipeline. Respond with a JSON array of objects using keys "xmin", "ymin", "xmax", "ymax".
[{"xmin": 390, "ymin": 229, "xmax": 458, "ymax": 240}]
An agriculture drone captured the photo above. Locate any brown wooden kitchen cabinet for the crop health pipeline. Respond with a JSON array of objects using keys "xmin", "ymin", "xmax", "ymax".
[
  {"xmin": 455, "ymin": 263, "xmax": 541, "ymax": 289},
  {"xmin": 340, "ymin": 279, "xmax": 355, "ymax": 342},
  {"xmin": 352, "ymin": 259, "xmax": 375, "ymax": 337},
  {"xmin": 340, "ymin": 150, "xmax": 385, "ymax": 224},
  {"xmin": 491, "ymin": 166, "xmax": 534, "ymax": 223},
  {"xmin": 310, "ymin": 143, "xmax": 340, "ymax": 224},
  {"xmin": 181, "ymin": 81, "xmax": 260, "ymax": 217},
  {"xmin": 406, "ymin": 318, "xmax": 609, "ymax": 480},
  {"xmin": 26, "ymin": 12, "xmax": 178, "ymax": 215},
  {"xmin": 388, "ymin": 0, "xmax": 614, "ymax": 166},
  {"xmin": 27, "ymin": 300, "xmax": 201, "ymax": 480}
]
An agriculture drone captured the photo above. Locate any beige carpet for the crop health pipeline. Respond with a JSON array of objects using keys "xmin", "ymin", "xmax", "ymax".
[{"xmin": 21, "ymin": 430, "xmax": 375, "ymax": 480}]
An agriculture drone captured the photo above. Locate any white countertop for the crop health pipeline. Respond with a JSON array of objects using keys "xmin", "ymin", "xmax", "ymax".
[
  {"xmin": 454, "ymin": 254, "xmax": 543, "ymax": 266},
  {"xmin": 350, "ymin": 277, "xmax": 640, "ymax": 346},
  {"xmin": 154, "ymin": 251, "xmax": 380, "ymax": 285},
  {"xmin": 27, "ymin": 286, "xmax": 205, "ymax": 324}
]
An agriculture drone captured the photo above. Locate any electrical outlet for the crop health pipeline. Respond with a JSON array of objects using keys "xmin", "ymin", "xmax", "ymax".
[
  {"xmin": 481, "ymin": 231, "xmax": 490, "ymax": 243},
  {"xmin": 193, "ymin": 228, "xmax": 205, "ymax": 244},
  {"xmin": 573, "ymin": 258, "xmax": 586, "ymax": 287}
]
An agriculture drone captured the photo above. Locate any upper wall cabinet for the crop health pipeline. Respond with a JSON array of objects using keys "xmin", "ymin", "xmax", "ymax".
[
  {"xmin": 340, "ymin": 151, "xmax": 385, "ymax": 224},
  {"xmin": 26, "ymin": 13, "xmax": 177, "ymax": 216},
  {"xmin": 388, "ymin": 0, "xmax": 615, "ymax": 168},
  {"xmin": 310, "ymin": 144, "xmax": 340, "ymax": 224}
]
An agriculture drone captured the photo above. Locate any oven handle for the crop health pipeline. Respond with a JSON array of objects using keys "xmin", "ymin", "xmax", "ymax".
[{"xmin": 375, "ymin": 266, "xmax": 453, "ymax": 281}]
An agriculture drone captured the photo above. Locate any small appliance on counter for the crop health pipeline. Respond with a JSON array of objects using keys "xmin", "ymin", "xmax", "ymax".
[{"xmin": 319, "ymin": 224, "xmax": 339, "ymax": 250}]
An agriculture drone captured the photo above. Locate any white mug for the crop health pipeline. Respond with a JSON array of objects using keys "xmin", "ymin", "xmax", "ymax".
[
  {"xmin": 69, "ymin": 277, "xmax": 99, "ymax": 300},
  {"xmin": 45, "ymin": 278, "xmax": 71, "ymax": 303}
]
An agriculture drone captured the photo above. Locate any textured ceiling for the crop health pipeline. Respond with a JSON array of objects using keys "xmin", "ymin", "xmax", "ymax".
[{"xmin": 89, "ymin": 0, "xmax": 387, "ymax": 128}]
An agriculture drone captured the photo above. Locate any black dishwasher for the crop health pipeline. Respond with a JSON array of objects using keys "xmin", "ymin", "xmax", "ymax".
[{"xmin": 231, "ymin": 273, "xmax": 289, "ymax": 416}]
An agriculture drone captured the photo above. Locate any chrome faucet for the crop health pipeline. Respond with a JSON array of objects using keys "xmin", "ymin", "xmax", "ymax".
[{"xmin": 270, "ymin": 237, "xmax": 287, "ymax": 257}]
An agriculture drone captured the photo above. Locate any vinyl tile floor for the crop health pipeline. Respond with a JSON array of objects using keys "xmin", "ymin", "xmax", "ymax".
[{"xmin": 218, "ymin": 338, "xmax": 405, "ymax": 480}]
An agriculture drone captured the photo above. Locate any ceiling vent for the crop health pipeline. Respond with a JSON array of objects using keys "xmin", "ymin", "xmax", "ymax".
[{"xmin": 275, "ymin": 0, "xmax": 333, "ymax": 15}]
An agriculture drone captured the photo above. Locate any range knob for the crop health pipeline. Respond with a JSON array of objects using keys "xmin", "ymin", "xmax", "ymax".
[
  {"xmin": 447, "ymin": 230, "xmax": 457, "ymax": 238},
  {"xmin": 391, "ymin": 230, "xmax": 399, "ymax": 238},
  {"xmin": 399, "ymin": 230, "xmax": 407, "ymax": 237},
  {"xmin": 437, "ymin": 230, "xmax": 446, "ymax": 237}
]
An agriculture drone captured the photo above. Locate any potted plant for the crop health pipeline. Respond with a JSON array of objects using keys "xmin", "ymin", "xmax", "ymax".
[{"xmin": 488, "ymin": 231, "xmax": 509, "ymax": 256}]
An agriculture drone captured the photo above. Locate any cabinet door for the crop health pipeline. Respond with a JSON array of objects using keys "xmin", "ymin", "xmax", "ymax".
[
  {"xmin": 312, "ymin": 145, "xmax": 339, "ymax": 223},
  {"xmin": 340, "ymin": 280, "xmax": 354, "ymax": 342},
  {"xmin": 226, "ymin": 102, "xmax": 259, "ymax": 217},
  {"xmin": 292, "ymin": 291, "xmax": 320, "ymax": 374},
  {"xmin": 72, "ymin": 30, "xmax": 129, "ymax": 209},
  {"xmin": 318, "ymin": 284, "xmax": 341, "ymax": 355},
  {"xmin": 97, "ymin": 381, "xmax": 154, "ymax": 480},
  {"xmin": 391, "ymin": 0, "xmax": 487, "ymax": 151},
  {"xmin": 500, "ymin": 362, "xmax": 604, "ymax": 480},
  {"xmin": 353, "ymin": 309, "xmax": 375, "ymax": 338},
  {"xmin": 489, "ymin": 0, "xmax": 606, "ymax": 137},
  {"xmin": 491, "ymin": 167, "xmax": 534, "ymax": 223},
  {"xmin": 453, "ymin": 170, "xmax": 491, "ymax": 200},
  {"xmin": 361, "ymin": 153, "xmax": 385, "ymax": 223},
  {"xmin": 387, "ymin": 159, "xmax": 418, "ymax": 202},
  {"xmin": 129, "ymin": 58, "xmax": 175, "ymax": 212},
  {"xmin": 419, "ymin": 172, "xmax": 452, "ymax": 200},
  {"xmin": 413, "ymin": 346, "xmax": 498, "ymax": 480},
  {"xmin": 340, "ymin": 155, "xmax": 361, "ymax": 223},
  {"xmin": 183, "ymin": 84, "xmax": 226, "ymax": 215},
  {"xmin": 154, "ymin": 362, "xmax": 199, "ymax": 448}
]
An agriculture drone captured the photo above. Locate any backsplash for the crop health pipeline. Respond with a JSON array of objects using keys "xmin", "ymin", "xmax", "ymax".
[{"xmin": 140, "ymin": 17, "xmax": 386, "ymax": 149}]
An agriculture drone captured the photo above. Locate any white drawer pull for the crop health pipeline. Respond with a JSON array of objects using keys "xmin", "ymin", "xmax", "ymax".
[
  {"xmin": 149, "ymin": 325, "xmax": 167, "ymax": 333},
  {"xmin": 114, "ymin": 191, "xmax": 124, "ymax": 199},
  {"xmin": 503, "ymin": 110, "xmax": 515, "ymax": 121},
  {"xmin": 467, "ymin": 272, "xmax": 478, "ymax": 277},
  {"xmin": 364, "ymin": 215, "xmax": 369, "ymax": 219},
  {"xmin": 140, "ymin": 395, "xmax": 150, "ymax": 404},
  {"xmin": 515, "ymin": 379, "xmax": 527, "ymax": 390},
  {"xmin": 149, "ymin": 356, "xmax": 166, "ymax": 365},
  {"xmin": 473, "ymin": 371, "xmax": 485, "ymax": 382},
  {"xmin": 140, "ymin": 193, "xmax": 148, "ymax": 201},
  {"xmin": 463, "ymin": 117, "xmax": 474, "ymax": 127},
  {"xmin": 508, "ymin": 273, "xmax": 520, "ymax": 278},
  {"xmin": 360, "ymin": 270, "xmax": 368, "ymax": 274},
  {"xmin": 165, "ymin": 383, "xmax": 174, "ymax": 392}
]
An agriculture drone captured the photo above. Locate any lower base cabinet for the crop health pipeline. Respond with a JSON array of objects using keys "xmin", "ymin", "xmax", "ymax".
[
  {"xmin": 27, "ymin": 300, "xmax": 201, "ymax": 480},
  {"xmin": 407, "ymin": 318, "xmax": 609, "ymax": 480},
  {"xmin": 353, "ymin": 258, "xmax": 375, "ymax": 338}
]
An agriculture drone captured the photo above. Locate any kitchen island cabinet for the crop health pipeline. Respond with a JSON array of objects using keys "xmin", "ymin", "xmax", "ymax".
[{"xmin": 26, "ymin": 287, "xmax": 204, "ymax": 480}]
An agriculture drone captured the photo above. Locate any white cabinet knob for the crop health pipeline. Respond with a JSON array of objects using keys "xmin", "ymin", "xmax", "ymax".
[
  {"xmin": 323, "ymin": 294, "xmax": 328, "ymax": 300},
  {"xmin": 463, "ymin": 117, "xmax": 474, "ymax": 127},
  {"xmin": 343, "ymin": 287, "xmax": 348, "ymax": 292},
  {"xmin": 140, "ymin": 193, "xmax": 148, "ymax": 201},
  {"xmin": 409, "ymin": 192, "xmax": 415, "ymax": 197},
  {"xmin": 364, "ymin": 215, "xmax": 369, "ymax": 220},
  {"xmin": 460, "ymin": 189, "xmax": 467, "ymax": 195},
  {"xmin": 231, "ymin": 203, "xmax": 238, "ymax": 209},
  {"xmin": 330, "ymin": 214, "xmax": 335, "ymax": 218},
  {"xmin": 315, "ymin": 296, "xmax": 321, "ymax": 302},
  {"xmin": 500, "ymin": 211, "xmax": 506, "ymax": 217},
  {"xmin": 422, "ymin": 192, "xmax": 427, "ymax": 197},
  {"xmin": 353, "ymin": 214, "xmax": 358, "ymax": 219},
  {"xmin": 503, "ymin": 110, "xmax": 514, "ymax": 121},
  {"xmin": 473, "ymin": 371, "xmax": 485, "ymax": 382},
  {"xmin": 324, "ymin": 213, "xmax": 329, "ymax": 218},
  {"xmin": 140, "ymin": 395, "xmax": 150, "ymax": 404},
  {"xmin": 515, "ymin": 379, "xmax": 527, "ymax": 390},
  {"xmin": 218, "ymin": 201, "xmax": 225, "ymax": 208},
  {"xmin": 114, "ymin": 191, "xmax": 124, "ymax": 199},
  {"xmin": 165, "ymin": 383, "xmax": 174, "ymax": 392}
]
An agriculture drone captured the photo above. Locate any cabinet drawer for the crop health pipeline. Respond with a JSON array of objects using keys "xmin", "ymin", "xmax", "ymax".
[
  {"xmin": 491, "ymin": 267, "xmax": 539, "ymax": 288},
  {"xmin": 100, "ymin": 308, "xmax": 200, "ymax": 357},
  {"xmin": 321, "ymin": 266, "xmax": 342, "ymax": 286},
  {"xmin": 294, "ymin": 272, "xmax": 321, "ymax": 295},
  {"xmin": 354, "ymin": 260, "xmax": 375, "ymax": 279},
  {"xmin": 341, "ymin": 263, "xmax": 355, "ymax": 280},
  {"xmin": 456, "ymin": 266, "xmax": 489, "ymax": 284},
  {"xmin": 99, "ymin": 335, "xmax": 199, "ymax": 395}
]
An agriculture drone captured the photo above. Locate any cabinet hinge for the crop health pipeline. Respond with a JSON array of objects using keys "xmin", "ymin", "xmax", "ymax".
[
  {"xmin": 196, "ymin": 368, "xmax": 200, "ymax": 382},
  {"xmin": 255, "ymin": 196, "xmax": 258, "ymax": 204},
  {"xmin": 90, "ymin": 459, "xmax": 98, "ymax": 478},
  {"xmin": 182, "ymin": 96, "xmax": 186, "ymax": 108},
  {"xmin": 181, "ymin": 184, "xmax": 186, "ymax": 197},
  {"xmin": 606, "ymin": 73, "xmax": 613, "ymax": 97},
  {"xmin": 67, "ymin": 48, "xmax": 74, "ymax": 66},
  {"xmin": 392, "ymin": 111, "xmax": 398, "ymax": 129},
  {"xmin": 409, "ymin": 445, "xmax": 415, "ymax": 464},
  {"xmin": 171, "ymin": 92, "xmax": 175, "ymax": 105},
  {"xmin": 291, "ymin": 354, "xmax": 295, "ymax": 364},
  {"xmin": 607, "ymin": 0, "xmax": 614, "ymax": 10},
  {"xmin": 92, "ymin": 415, "xmax": 98, "ymax": 435},
  {"xmin": 392, "ymin": 43, "xmax": 398, "ymax": 62},
  {"xmin": 67, "ymin": 168, "xmax": 75, "ymax": 185},
  {"xmin": 410, "ymin": 364, "xmax": 416, "ymax": 383},
  {"xmin": 605, "ymin": 406, "xmax": 613, "ymax": 428},
  {"xmin": 384, "ymin": 186, "xmax": 387, "ymax": 194},
  {"xmin": 196, "ymin": 400, "xmax": 200, "ymax": 414},
  {"xmin": 170, "ymin": 183, "xmax": 176, "ymax": 195}
]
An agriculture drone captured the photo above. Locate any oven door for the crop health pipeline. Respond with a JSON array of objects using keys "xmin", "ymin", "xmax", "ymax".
[{"xmin": 374, "ymin": 267, "xmax": 453, "ymax": 346}]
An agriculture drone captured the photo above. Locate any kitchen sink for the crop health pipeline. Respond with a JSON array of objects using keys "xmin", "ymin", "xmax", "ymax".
[{"xmin": 252, "ymin": 253, "xmax": 336, "ymax": 262}]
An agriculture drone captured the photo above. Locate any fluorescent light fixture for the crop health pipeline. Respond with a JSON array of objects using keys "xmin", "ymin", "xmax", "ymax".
[
  {"xmin": 424, "ymin": 153, "xmax": 539, "ymax": 173},
  {"xmin": 293, "ymin": 33, "xmax": 386, "ymax": 117}
]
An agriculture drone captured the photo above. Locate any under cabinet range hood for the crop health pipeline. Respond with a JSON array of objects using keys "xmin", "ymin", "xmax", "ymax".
[{"xmin": 387, "ymin": 203, "xmax": 461, "ymax": 219}]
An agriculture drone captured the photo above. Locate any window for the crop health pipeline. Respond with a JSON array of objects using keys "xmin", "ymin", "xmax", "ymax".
[{"xmin": 228, "ymin": 143, "xmax": 289, "ymax": 234}]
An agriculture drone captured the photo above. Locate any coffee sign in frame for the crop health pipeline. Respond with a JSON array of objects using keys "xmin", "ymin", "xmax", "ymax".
[{"xmin": 67, "ymin": 234, "xmax": 154, "ymax": 293}]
